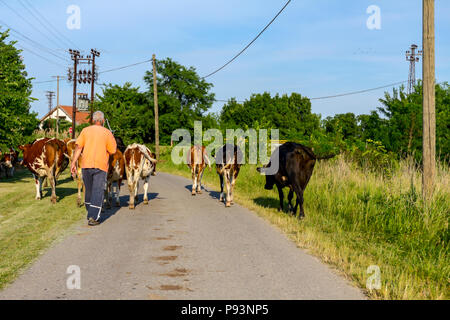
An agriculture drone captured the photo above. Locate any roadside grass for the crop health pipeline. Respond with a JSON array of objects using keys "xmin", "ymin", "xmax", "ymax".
[
  {"xmin": 156, "ymin": 146, "xmax": 449, "ymax": 300},
  {"xmin": 0, "ymin": 169, "xmax": 85, "ymax": 289}
]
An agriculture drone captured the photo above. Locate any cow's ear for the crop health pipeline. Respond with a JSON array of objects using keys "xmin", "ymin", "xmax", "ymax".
[
  {"xmin": 18, "ymin": 145, "xmax": 24, "ymax": 151},
  {"xmin": 256, "ymin": 167, "xmax": 264, "ymax": 174}
]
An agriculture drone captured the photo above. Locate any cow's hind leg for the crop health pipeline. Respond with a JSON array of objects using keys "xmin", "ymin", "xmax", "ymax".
[
  {"xmin": 114, "ymin": 180, "xmax": 121, "ymax": 207},
  {"xmin": 292, "ymin": 185, "xmax": 305, "ymax": 219},
  {"xmin": 127, "ymin": 170, "xmax": 137, "ymax": 209},
  {"xmin": 34, "ymin": 175, "xmax": 43, "ymax": 200},
  {"xmin": 191, "ymin": 167, "xmax": 197, "ymax": 196},
  {"xmin": 143, "ymin": 176, "xmax": 150, "ymax": 204},
  {"xmin": 218, "ymin": 172, "xmax": 224, "ymax": 202},
  {"xmin": 196, "ymin": 169, "xmax": 204, "ymax": 193},
  {"xmin": 288, "ymin": 188, "xmax": 294, "ymax": 213},
  {"xmin": 225, "ymin": 170, "xmax": 232, "ymax": 207},
  {"xmin": 48, "ymin": 172, "xmax": 57, "ymax": 204}
]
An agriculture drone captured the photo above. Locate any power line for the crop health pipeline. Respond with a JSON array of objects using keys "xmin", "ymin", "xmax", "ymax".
[
  {"xmin": 214, "ymin": 81, "xmax": 410, "ymax": 104},
  {"xmin": 202, "ymin": 0, "xmax": 291, "ymax": 79},
  {"xmin": 0, "ymin": 20, "xmax": 69, "ymax": 62},
  {"xmin": 17, "ymin": 0, "xmax": 71, "ymax": 49},
  {"xmin": 21, "ymin": 0, "xmax": 80, "ymax": 50},
  {"xmin": 309, "ymin": 81, "xmax": 408, "ymax": 100},
  {"xmin": 99, "ymin": 59, "xmax": 152, "ymax": 74},
  {"xmin": 0, "ymin": 0, "xmax": 66, "ymax": 51},
  {"xmin": 16, "ymin": 44, "xmax": 66, "ymax": 68}
]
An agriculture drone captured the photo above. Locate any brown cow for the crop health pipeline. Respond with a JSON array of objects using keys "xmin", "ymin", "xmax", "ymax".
[
  {"xmin": 104, "ymin": 149, "xmax": 125, "ymax": 208},
  {"xmin": 123, "ymin": 143, "xmax": 157, "ymax": 209},
  {"xmin": 0, "ymin": 150, "xmax": 16, "ymax": 178},
  {"xmin": 66, "ymin": 139, "xmax": 84, "ymax": 206},
  {"xmin": 19, "ymin": 138, "xmax": 69, "ymax": 203},
  {"xmin": 187, "ymin": 145, "xmax": 210, "ymax": 196},
  {"xmin": 215, "ymin": 144, "xmax": 243, "ymax": 207}
]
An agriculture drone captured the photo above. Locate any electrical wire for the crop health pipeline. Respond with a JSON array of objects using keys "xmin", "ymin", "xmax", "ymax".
[
  {"xmin": 0, "ymin": 20, "xmax": 69, "ymax": 62},
  {"xmin": 309, "ymin": 81, "xmax": 408, "ymax": 100},
  {"xmin": 21, "ymin": 0, "xmax": 80, "ymax": 50},
  {"xmin": 0, "ymin": 0, "xmax": 66, "ymax": 51},
  {"xmin": 99, "ymin": 59, "xmax": 152, "ymax": 74},
  {"xmin": 202, "ymin": 0, "xmax": 291, "ymax": 79},
  {"xmin": 16, "ymin": 44, "xmax": 66, "ymax": 68}
]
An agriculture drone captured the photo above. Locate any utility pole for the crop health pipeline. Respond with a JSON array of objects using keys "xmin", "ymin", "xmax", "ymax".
[
  {"xmin": 90, "ymin": 49, "xmax": 100, "ymax": 124},
  {"xmin": 422, "ymin": 0, "xmax": 436, "ymax": 200},
  {"xmin": 69, "ymin": 49, "xmax": 97, "ymax": 137},
  {"xmin": 45, "ymin": 91, "xmax": 55, "ymax": 113},
  {"xmin": 52, "ymin": 75, "xmax": 63, "ymax": 138},
  {"xmin": 406, "ymin": 44, "xmax": 422, "ymax": 94},
  {"xmin": 69, "ymin": 49, "xmax": 80, "ymax": 139},
  {"xmin": 152, "ymin": 54, "xmax": 160, "ymax": 160}
]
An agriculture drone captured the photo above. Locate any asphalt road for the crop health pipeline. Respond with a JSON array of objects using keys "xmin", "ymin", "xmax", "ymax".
[{"xmin": 0, "ymin": 172, "xmax": 364, "ymax": 300}]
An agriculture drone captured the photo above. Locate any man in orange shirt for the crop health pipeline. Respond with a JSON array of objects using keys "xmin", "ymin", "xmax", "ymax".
[{"xmin": 71, "ymin": 111, "xmax": 117, "ymax": 226}]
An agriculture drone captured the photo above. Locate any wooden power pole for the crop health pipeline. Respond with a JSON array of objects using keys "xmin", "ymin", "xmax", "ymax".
[
  {"xmin": 55, "ymin": 75, "xmax": 60, "ymax": 138},
  {"xmin": 422, "ymin": 0, "xmax": 436, "ymax": 200},
  {"xmin": 69, "ymin": 49, "xmax": 80, "ymax": 139},
  {"xmin": 90, "ymin": 49, "xmax": 100, "ymax": 124},
  {"xmin": 152, "ymin": 54, "xmax": 160, "ymax": 160}
]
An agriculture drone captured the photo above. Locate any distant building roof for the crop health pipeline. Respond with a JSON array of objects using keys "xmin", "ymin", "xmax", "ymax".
[{"xmin": 40, "ymin": 105, "xmax": 90, "ymax": 125}]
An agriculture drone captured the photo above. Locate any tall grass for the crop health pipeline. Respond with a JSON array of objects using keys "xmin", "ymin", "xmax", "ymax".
[{"xmin": 157, "ymin": 146, "xmax": 449, "ymax": 299}]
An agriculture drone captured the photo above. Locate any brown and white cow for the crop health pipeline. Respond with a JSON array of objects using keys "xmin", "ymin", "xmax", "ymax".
[
  {"xmin": 19, "ymin": 138, "xmax": 69, "ymax": 203},
  {"xmin": 187, "ymin": 145, "xmax": 210, "ymax": 196},
  {"xmin": 66, "ymin": 139, "xmax": 84, "ymax": 206},
  {"xmin": 104, "ymin": 149, "xmax": 125, "ymax": 209},
  {"xmin": 123, "ymin": 144, "xmax": 157, "ymax": 209},
  {"xmin": 215, "ymin": 144, "xmax": 243, "ymax": 207}
]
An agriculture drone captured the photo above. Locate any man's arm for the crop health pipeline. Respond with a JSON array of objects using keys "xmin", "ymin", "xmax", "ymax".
[
  {"xmin": 106, "ymin": 132, "xmax": 117, "ymax": 155},
  {"xmin": 70, "ymin": 145, "xmax": 82, "ymax": 175}
]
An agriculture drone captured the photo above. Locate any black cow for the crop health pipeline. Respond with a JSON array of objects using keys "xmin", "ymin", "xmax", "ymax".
[
  {"xmin": 257, "ymin": 142, "xmax": 334, "ymax": 219},
  {"xmin": 115, "ymin": 136, "xmax": 126, "ymax": 153}
]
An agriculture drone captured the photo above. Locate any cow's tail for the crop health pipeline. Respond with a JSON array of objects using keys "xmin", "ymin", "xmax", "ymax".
[
  {"xmin": 315, "ymin": 153, "xmax": 337, "ymax": 160},
  {"xmin": 203, "ymin": 151, "xmax": 211, "ymax": 169},
  {"xmin": 142, "ymin": 149, "xmax": 158, "ymax": 164}
]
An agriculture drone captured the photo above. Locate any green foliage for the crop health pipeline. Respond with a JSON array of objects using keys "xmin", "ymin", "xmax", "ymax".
[
  {"xmin": 219, "ymin": 92, "xmax": 320, "ymax": 140},
  {"xmin": 0, "ymin": 29, "xmax": 39, "ymax": 150},
  {"xmin": 144, "ymin": 58, "xmax": 216, "ymax": 144},
  {"xmin": 349, "ymin": 139, "xmax": 397, "ymax": 177},
  {"xmin": 377, "ymin": 82, "xmax": 450, "ymax": 161},
  {"xmin": 95, "ymin": 82, "xmax": 150, "ymax": 145}
]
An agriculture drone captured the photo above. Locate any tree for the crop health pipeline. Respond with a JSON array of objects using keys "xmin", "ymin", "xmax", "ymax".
[
  {"xmin": 219, "ymin": 92, "xmax": 320, "ymax": 140},
  {"xmin": 323, "ymin": 113, "xmax": 359, "ymax": 141},
  {"xmin": 377, "ymin": 82, "xmax": 449, "ymax": 160},
  {"xmin": 144, "ymin": 58, "xmax": 216, "ymax": 144},
  {"xmin": 96, "ymin": 82, "xmax": 150, "ymax": 145},
  {"xmin": 0, "ymin": 29, "xmax": 38, "ymax": 150}
]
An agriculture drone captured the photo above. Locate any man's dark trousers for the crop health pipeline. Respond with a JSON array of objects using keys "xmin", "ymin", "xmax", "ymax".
[{"xmin": 82, "ymin": 168, "xmax": 107, "ymax": 221}]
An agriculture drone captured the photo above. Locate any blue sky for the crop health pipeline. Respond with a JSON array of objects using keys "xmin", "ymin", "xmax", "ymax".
[{"xmin": 2, "ymin": 0, "xmax": 449, "ymax": 119}]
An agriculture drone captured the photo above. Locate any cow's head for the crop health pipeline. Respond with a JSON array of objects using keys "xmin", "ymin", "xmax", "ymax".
[
  {"xmin": 256, "ymin": 164, "xmax": 277, "ymax": 190},
  {"xmin": 2, "ymin": 153, "xmax": 13, "ymax": 168},
  {"xmin": 18, "ymin": 144, "xmax": 32, "ymax": 165}
]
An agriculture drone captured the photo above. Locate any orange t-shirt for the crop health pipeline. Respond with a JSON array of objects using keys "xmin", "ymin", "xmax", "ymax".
[{"xmin": 75, "ymin": 125, "xmax": 117, "ymax": 172}]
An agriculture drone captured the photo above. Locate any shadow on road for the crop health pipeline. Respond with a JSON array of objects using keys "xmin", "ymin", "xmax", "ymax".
[{"xmin": 100, "ymin": 192, "xmax": 160, "ymax": 222}]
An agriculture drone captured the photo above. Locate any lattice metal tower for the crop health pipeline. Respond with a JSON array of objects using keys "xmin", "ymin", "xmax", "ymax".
[
  {"xmin": 406, "ymin": 44, "xmax": 422, "ymax": 94},
  {"xmin": 45, "ymin": 91, "xmax": 55, "ymax": 113}
]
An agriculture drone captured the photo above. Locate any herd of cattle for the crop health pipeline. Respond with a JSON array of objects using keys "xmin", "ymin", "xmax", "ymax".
[{"xmin": 1, "ymin": 137, "xmax": 333, "ymax": 218}]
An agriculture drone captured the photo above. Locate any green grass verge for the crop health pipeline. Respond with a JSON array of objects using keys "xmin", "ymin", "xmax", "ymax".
[
  {"xmin": 0, "ymin": 169, "xmax": 85, "ymax": 289},
  {"xmin": 156, "ymin": 146, "xmax": 449, "ymax": 300}
]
